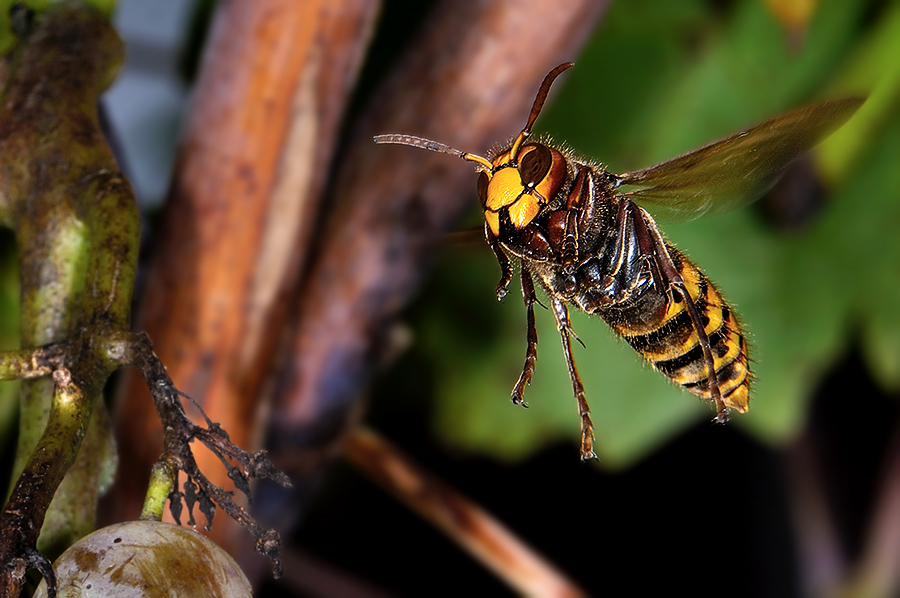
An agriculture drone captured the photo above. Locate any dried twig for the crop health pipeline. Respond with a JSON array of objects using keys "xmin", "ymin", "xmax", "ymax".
[
  {"xmin": 122, "ymin": 332, "xmax": 291, "ymax": 576},
  {"xmin": 347, "ymin": 428, "xmax": 588, "ymax": 598}
]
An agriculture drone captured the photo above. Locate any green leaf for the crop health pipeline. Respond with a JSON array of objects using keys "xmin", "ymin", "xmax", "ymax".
[{"xmin": 837, "ymin": 113, "xmax": 900, "ymax": 390}]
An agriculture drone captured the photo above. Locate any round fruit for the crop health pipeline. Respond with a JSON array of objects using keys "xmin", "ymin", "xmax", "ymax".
[{"xmin": 34, "ymin": 520, "xmax": 252, "ymax": 597}]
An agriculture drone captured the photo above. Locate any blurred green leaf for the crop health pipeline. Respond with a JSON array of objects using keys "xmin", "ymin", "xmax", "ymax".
[
  {"xmin": 817, "ymin": 0, "xmax": 900, "ymax": 182},
  {"xmin": 835, "ymin": 114, "xmax": 900, "ymax": 390}
]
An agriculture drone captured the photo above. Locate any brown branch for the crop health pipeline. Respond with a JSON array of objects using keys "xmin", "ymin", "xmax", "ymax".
[
  {"xmin": 106, "ymin": 0, "xmax": 379, "ymax": 555},
  {"xmin": 260, "ymin": 0, "xmax": 608, "ymax": 543},
  {"xmin": 347, "ymin": 428, "xmax": 588, "ymax": 598}
]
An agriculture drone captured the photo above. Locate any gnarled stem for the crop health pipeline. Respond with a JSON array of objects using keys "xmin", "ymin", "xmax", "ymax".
[{"xmin": 0, "ymin": 3, "xmax": 289, "ymax": 596}]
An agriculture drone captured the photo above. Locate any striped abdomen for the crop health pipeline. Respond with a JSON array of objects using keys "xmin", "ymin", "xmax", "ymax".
[{"xmin": 600, "ymin": 246, "xmax": 750, "ymax": 412}]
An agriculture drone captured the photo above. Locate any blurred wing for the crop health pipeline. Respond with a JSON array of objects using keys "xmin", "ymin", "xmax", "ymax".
[{"xmin": 618, "ymin": 97, "xmax": 865, "ymax": 221}]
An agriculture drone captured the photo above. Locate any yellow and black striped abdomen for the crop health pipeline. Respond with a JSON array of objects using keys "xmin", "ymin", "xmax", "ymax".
[{"xmin": 603, "ymin": 248, "xmax": 750, "ymax": 413}]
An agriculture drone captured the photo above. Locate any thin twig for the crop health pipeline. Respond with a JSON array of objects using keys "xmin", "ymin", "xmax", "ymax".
[
  {"xmin": 346, "ymin": 427, "xmax": 588, "ymax": 598},
  {"xmin": 123, "ymin": 332, "xmax": 291, "ymax": 577}
]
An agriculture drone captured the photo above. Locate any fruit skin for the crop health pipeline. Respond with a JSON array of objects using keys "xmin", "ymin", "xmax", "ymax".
[{"xmin": 34, "ymin": 520, "xmax": 252, "ymax": 597}]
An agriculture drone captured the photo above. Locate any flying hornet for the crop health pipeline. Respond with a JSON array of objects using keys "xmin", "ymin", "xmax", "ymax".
[{"xmin": 375, "ymin": 63, "xmax": 863, "ymax": 460}]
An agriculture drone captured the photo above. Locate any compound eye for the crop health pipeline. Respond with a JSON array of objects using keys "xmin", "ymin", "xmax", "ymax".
[
  {"xmin": 518, "ymin": 144, "xmax": 552, "ymax": 188},
  {"xmin": 477, "ymin": 171, "xmax": 489, "ymax": 207}
]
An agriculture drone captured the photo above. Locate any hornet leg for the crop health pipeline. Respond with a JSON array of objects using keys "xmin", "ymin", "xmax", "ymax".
[
  {"xmin": 486, "ymin": 223, "xmax": 513, "ymax": 300},
  {"xmin": 511, "ymin": 266, "xmax": 538, "ymax": 406},
  {"xmin": 550, "ymin": 296, "xmax": 596, "ymax": 460}
]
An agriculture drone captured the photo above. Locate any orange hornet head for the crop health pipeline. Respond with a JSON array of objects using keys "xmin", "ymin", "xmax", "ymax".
[{"xmin": 374, "ymin": 63, "xmax": 574, "ymax": 237}]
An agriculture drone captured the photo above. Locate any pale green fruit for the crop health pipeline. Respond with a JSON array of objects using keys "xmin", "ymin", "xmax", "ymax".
[{"xmin": 34, "ymin": 520, "xmax": 252, "ymax": 597}]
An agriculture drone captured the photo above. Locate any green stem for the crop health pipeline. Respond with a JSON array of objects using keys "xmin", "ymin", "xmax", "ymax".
[
  {"xmin": 0, "ymin": 2, "xmax": 137, "ymax": 594},
  {"xmin": 140, "ymin": 458, "xmax": 178, "ymax": 522},
  {"xmin": 0, "ymin": 3, "xmax": 289, "ymax": 594},
  {"xmin": 0, "ymin": 344, "xmax": 66, "ymax": 380}
]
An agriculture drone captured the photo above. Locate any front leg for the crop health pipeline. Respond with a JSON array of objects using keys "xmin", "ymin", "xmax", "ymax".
[
  {"xmin": 485, "ymin": 223, "xmax": 513, "ymax": 300},
  {"xmin": 550, "ymin": 296, "xmax": 596, "ymax": 460},
  {"xmin": 511, "ymin": 265, "xmax": 538, "ymax": 406}
]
